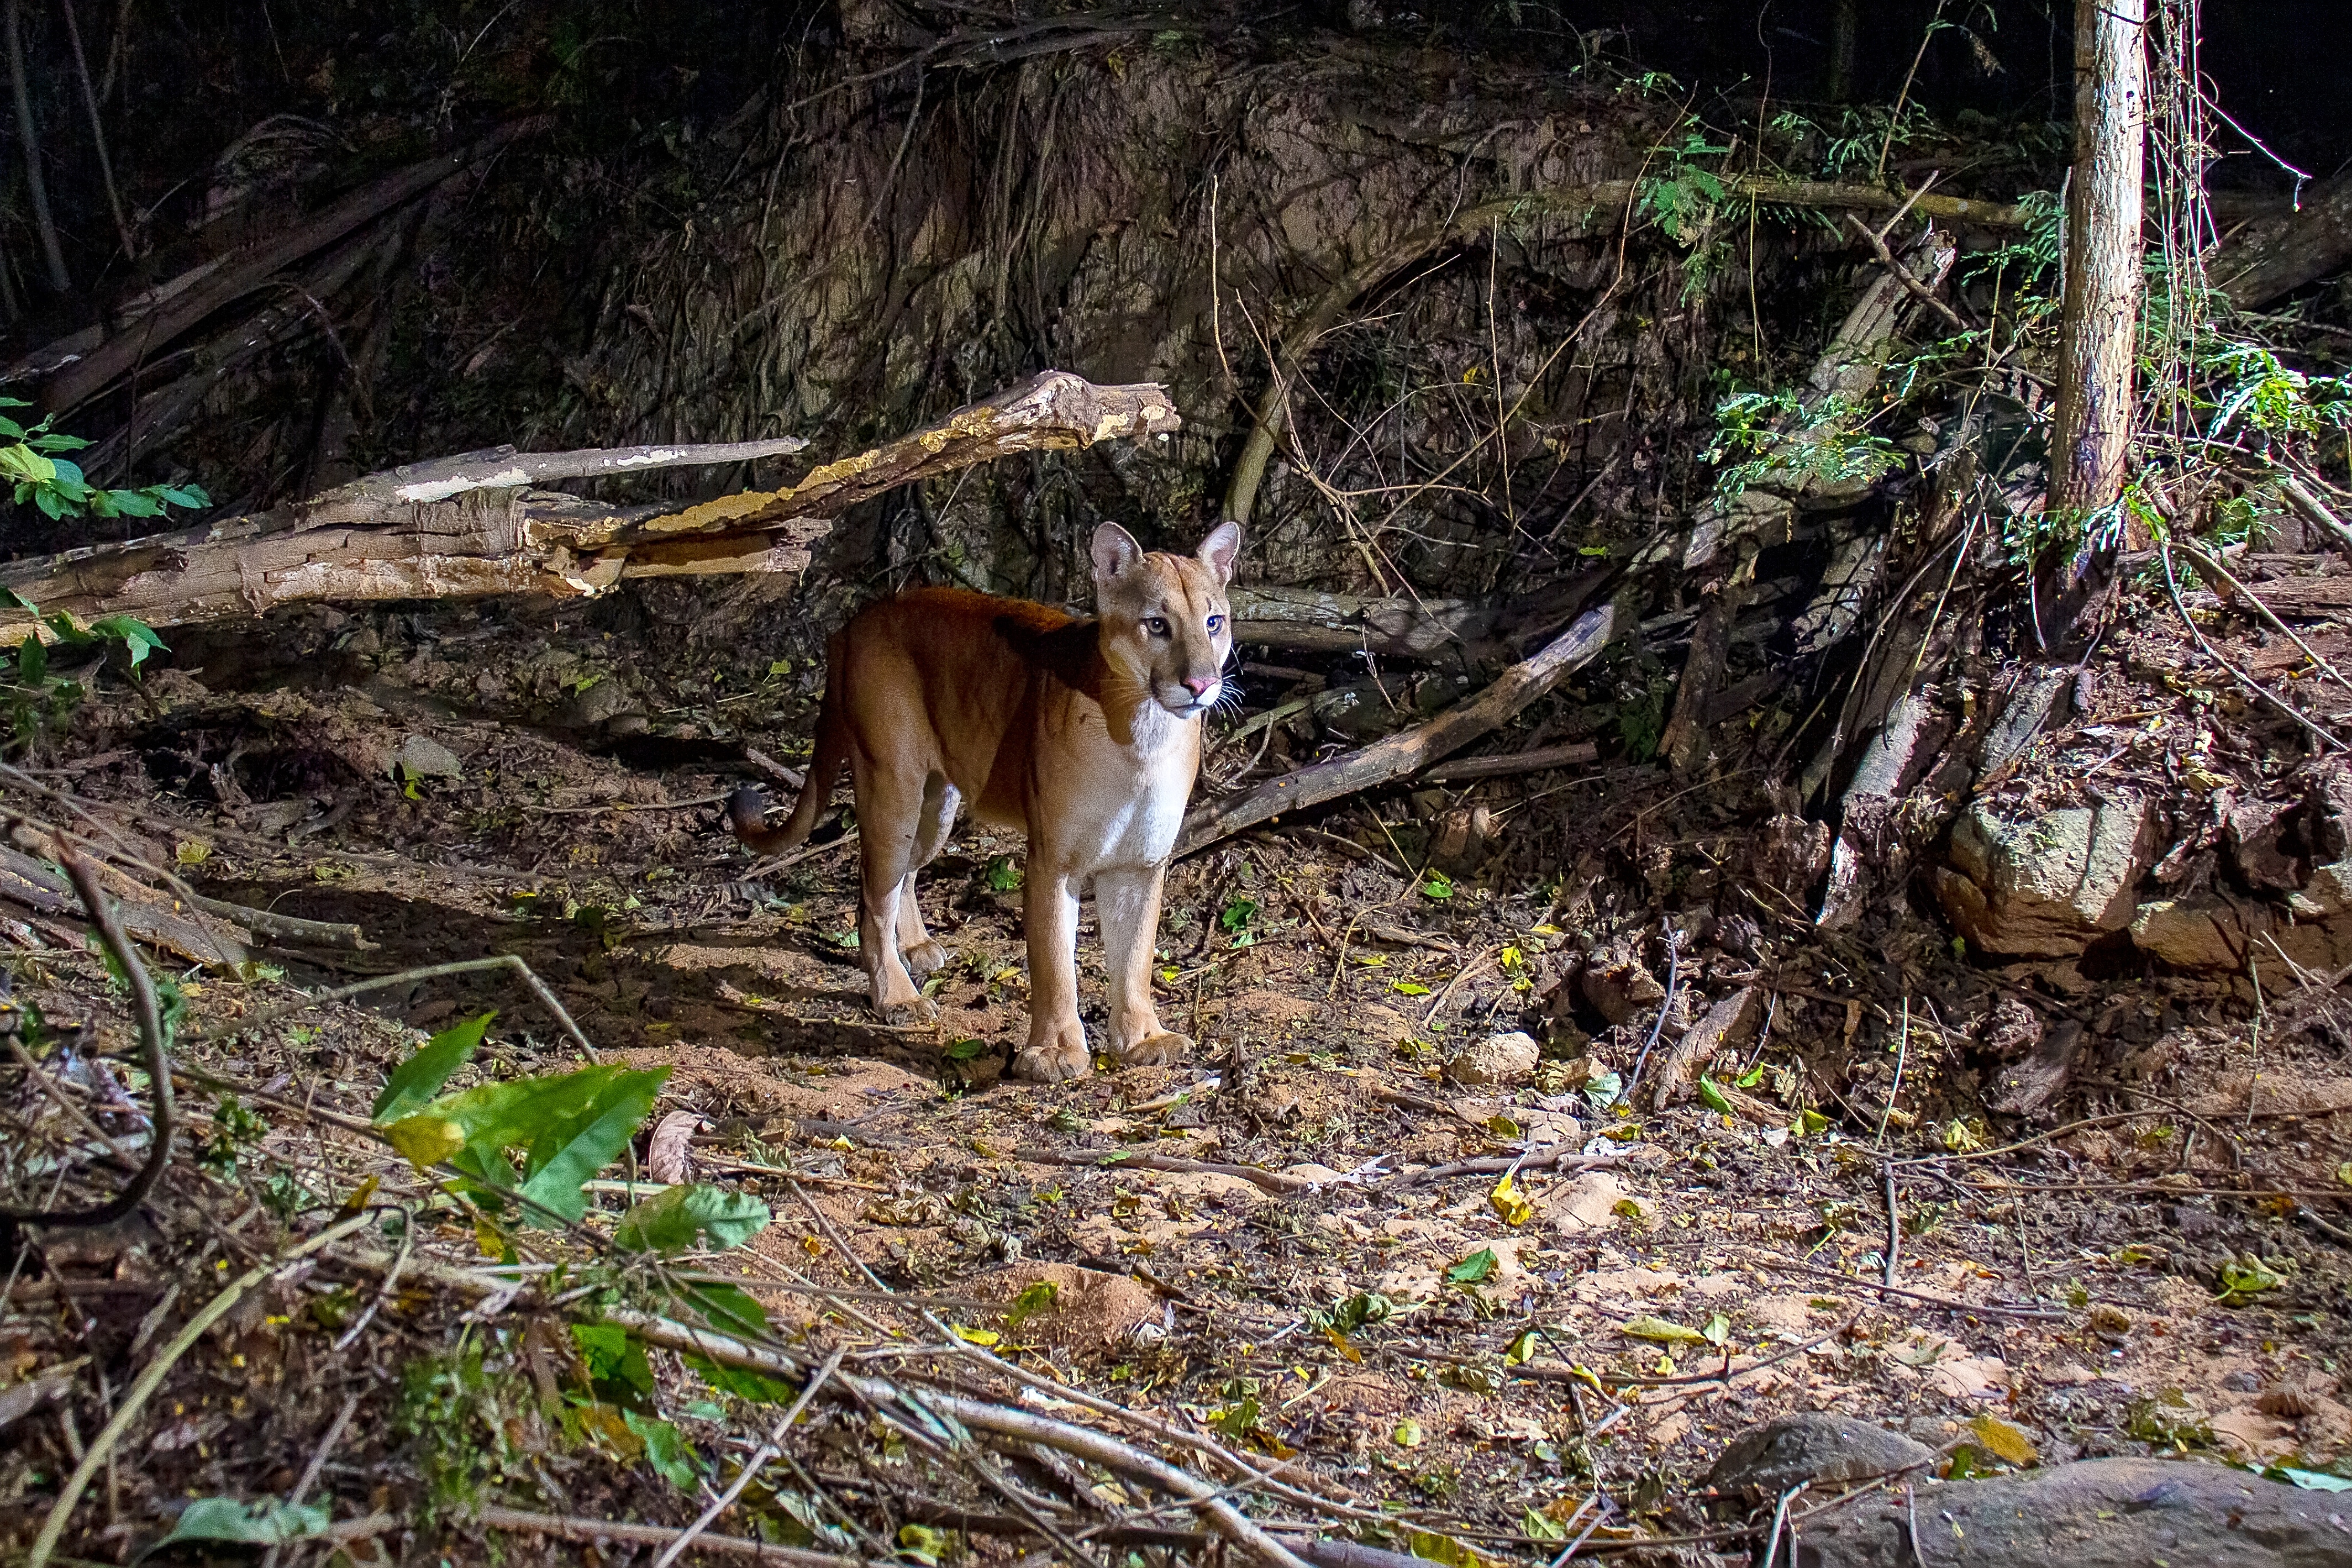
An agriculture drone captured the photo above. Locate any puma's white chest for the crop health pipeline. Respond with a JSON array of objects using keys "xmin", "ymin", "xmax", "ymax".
[{"xmin": 1058, "ymin": 715, "xmax": 1197, "ymax": 872}]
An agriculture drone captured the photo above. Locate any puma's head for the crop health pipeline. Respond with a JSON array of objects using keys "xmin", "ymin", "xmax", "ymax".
[{"xmin": 1092, "ymin": 520, "xmax": 1241, "ymax": 719}]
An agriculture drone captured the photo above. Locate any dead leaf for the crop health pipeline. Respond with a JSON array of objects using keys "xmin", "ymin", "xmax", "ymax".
[
  {"xmin": 646, "ymin": 1109, "xmax": 704, "ymax": 1185},
  {"xmin": 1966, "ymin": 1413, "xmax": 2038, "ymax": 1466}
]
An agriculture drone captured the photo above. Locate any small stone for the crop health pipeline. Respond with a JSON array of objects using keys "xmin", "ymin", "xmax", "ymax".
[
  {"xmin": 392, "ymin": 734, "xmax": 462, "ymax": 780},
  {"xmin": 1707, "ymin": 1414, "xmax": 1932, "ymax": 1501},
  {"xmin": 1444, "ymin": 1030, "xmax": 1540, "ymax": 1088}
]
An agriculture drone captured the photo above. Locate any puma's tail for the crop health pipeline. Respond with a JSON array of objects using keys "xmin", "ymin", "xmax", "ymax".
[{"xmin": 727, "ymin": 662, "xmax": 849, "ymax": 856}]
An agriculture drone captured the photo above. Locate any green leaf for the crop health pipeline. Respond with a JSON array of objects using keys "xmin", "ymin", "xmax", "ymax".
[
  {"xmin": 159, "ymin": 483, "xmax": 210, "ymax": 508},
  {"xmin": 685, "ymin": 1282, "xmax": 772, "ymax": 1339},
  {"xmin": 684, "ymin": 1350, "xmax": 797, "ymax": 1403},
  {"xmin": 29, "ymin": 430, "xmax": 89, "ymax": 451},
  {"xmin": 572, "ymin": 1322, "xmax": 655, "ymax": 1395},
  {"xmin": 516, "ymin": 1068, "xmax": 669, "ymax": 1226},
  {"xmin": 1446, "ymin": 1247, "xmax": 1499, "ymax": 1285},
  {"xmin": 1219, "ymin": 896, "xmax": 1259, "ymax": 933},
  {"xmin": 0, "ymin": 586, "xmax": 35, "ymax": 613},
  {"xmin": 371, "ymin": 1012, "xmax": 495, "ymax": 1123},
  {"xmin": 102, "ymin": 487, "xmax": 162, "ymax": 517},
  {"xmin": 990, "ymin": 1280, "xmax": 1055, "ymax": 1332},
  {"xmin": 2267, "ymin": 1465, "xmax": 2352, "ymax": 1492},
  {"xmin": 983, "ymin": 854, "xmax": 1022, "ymax": 892},
  {"xmin": 87, "ymin": 614, "xmax": 168, "ymax": 666},
  {"xmin": 15, "ymin": 635, "xmax": 44, "ymax": 685},
  {"xmin": 623, "ymin": 1408, "xmax": 702, "ymax": 1490},
  {"xmin": 1697, "ymin": 1076, "xmax": 1733, "ymax": 1115},
  {"xmin": 1419, "ymin": 871, "xmax": 1455, "ymax": 900},
  {"xmin": 943, "ymin": 1036, "xmax": 988, "ymax": 1061},
  {"xmin": 2218, "ymin": 1255, "xmax": 2282, "ymax": 1303},
  {"xmin": 614, "ymin": 1183, "xmax": 772, "ymax": 1254},
  {"xmin": 150, "ymin": 1497, "xmax": 331, "ymax": 1551}
]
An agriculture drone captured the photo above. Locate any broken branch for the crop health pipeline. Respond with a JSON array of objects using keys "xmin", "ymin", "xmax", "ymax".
[
  {"xmin": 0, "ymin": 371, "xmax": 1178, "ymax": 636},
  {"xmin": 1177, "ymin": 604, "xmax": 1615, "ymax": 856}
]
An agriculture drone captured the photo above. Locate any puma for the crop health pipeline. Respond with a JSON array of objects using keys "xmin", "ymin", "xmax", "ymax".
[{"xmin": 727, "ymin": 520, "xmax": 1240, "ymax": 1082}]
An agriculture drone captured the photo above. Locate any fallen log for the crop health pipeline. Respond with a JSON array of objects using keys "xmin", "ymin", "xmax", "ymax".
[
  {"xmin": 2211, "ymin": 166, "xmax": 2352, "ymax": 311},
  {"xmin": 1419, "ymin": 739, "xmax": 1599, "ymax": 783},
  {"xmin": 1176, "ymin": 603, "xmax": 1615, "ymax": 856},
  {"xmin": 1229, "ymin": 574, "xmax": 1599, "ymax": 661},
  {"xmin": 0, "ymin": 371, "xmax": 1178, "ymax": 638}
]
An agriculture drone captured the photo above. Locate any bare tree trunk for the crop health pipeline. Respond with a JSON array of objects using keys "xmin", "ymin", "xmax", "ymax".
[
  {"xmin": 4, "ymin": 0, "xmax": 71, "ymax": 292},
  {"xmin": 2038, "ymin": 0, "xmax": 2146, "ymax": 650},
  {"xmin": 1826, "ymin": 0, "xmax": 1859, "ymax": 102}
]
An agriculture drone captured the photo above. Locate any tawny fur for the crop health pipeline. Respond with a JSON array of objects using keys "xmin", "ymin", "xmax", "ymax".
[{"xmin": 728, "ymin": 522, "xmax": 1240, "ymax": 1082}]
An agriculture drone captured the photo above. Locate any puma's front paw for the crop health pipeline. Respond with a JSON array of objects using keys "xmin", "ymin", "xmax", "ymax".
[
  {"xmin": 903, "ymin": 939, "xmax": 949, "ymax": 978},
  {"xmin": 1009, "ymin": 1041, "xmax": 1093, "ymax": 1081},
  {"xmin": 1011, "ymin": 1017, "xmax": 1092, "ymax": 1082},
  {"xmin": 876, "ymin": 996, "xmax": 939, "ymax": 1026},
  {"xmin": 1114, "ymin": 1030, "xmax": 1192, "ymax": 1069}
]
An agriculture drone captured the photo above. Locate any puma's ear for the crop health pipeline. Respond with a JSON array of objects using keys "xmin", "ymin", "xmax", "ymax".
[
  {"xmin": 1092, "ymin": 523, "xmax": 1144, "ymax": 585},
  {"xmin": 1197, "ymin": 520, "xmax": 1242, "ymax": 585}
]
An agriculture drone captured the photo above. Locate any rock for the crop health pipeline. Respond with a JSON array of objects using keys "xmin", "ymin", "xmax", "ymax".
[
  {"xmin": 1648, "ymin": 985, "xmax": 1762, "ymax": 1111},
  {"xmin": 2227, "ymin": 797, "xmax": 2307, "ymax": 891},
  {"xmin": 2130, "ymin": 893, "xmax": 2352, "ymax": 974},
  {"xmin": 1791, "ymin": 1456, "xmax": 2352, "ymax": 1567},
  {"xmin": 1444, "ymin": 1030, "xmax": 1540, "ymax": 1088},
  {"xmin": 1580, "ymin": 943, "xmax": 1664, "ymax": 1025},
  {"xmin": 1980, "ymin": 995, "xmax": 2045, "ymax": 1061},
  {"xmin": 1706, "ymin": 1414, "xmax": 1931, "ymax": 1502},
  {"xmin": 393, "ymin": 733, "xmax": 463, "ymax": 780},
  {"xmin": 1983, "ymin": 1021, "xmax": 2083, "ymax": 1118},
  {"xmin": 1938, "ymin": 794, "xmax": 2154, "ymax": 957}
]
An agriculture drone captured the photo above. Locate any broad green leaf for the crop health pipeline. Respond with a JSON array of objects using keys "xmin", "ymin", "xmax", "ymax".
[
  {"xmin": 517, "ymin": 1068, "xmax": 668, "ymax": 1226},
  {"xmin": 88, "ymin": 614, "xmax": 169, "ymax": 666},
  {"xmin": 159, "ymin": 483, "xmax": 211, "ymax": 507},
  {"xmin": 1702, "ymin": 1311, "xmax": 1731, "ymax": 1346},
  {"xmin": 1620, "ymin": 1315, "xmax": 1706, "ymax": 1345},
  {"xmin": 372, "ymin": 1012, "xmax": 496, "ymax": 1123},
  {"xmin": 151, "ymin": 1497, "xmax": 330, "ymax": 1550},
  {"xmin": 898, "ymin": 1524, "xmax": 953, "ymax": 1565},
  {"xmin": 1446, "ymin": 1247, "xmax": 1498, "ymax": 1285},
  {"xmin": 15, "ymin": 635, "xmax": 44, "ymax": 684},
  {"xmin": 685, "ymin": 1282, "xmax": 771, "ymax": 1339},
  {"xmin": 1697, "ymin": 1076, "xmax": 1733, "ymax": 1115},
  {"xmin": 572, "ymin": 1322, "xmax": 655, "ymax": 1395},
  {"xmin": 1393, "ymin": 1418, "xmax": 1425, "ymax": 1448},
  {"xmin": 684, "ymin": 1350, "xmax": 796, "ymax": 1403},
  {"xmin": 2269, "ymin": 1465, "xmax": 2352, "ymax": 1492},
  {"xmin": 622, "ymin": 1409, "xmax": 701, "ymax": 1490},
  {"xmin": 614, "ymin": 1183, "xmax": 771, "ymax": 1253}
]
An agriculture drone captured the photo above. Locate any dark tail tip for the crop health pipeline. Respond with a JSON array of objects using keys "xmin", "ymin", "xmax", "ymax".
[{"xmin": 725, "ymin": 785, "xmax": 772, "ymax": 838}]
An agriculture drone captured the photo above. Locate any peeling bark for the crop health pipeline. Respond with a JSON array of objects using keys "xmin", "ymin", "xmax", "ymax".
[{"xmin": 0, "ymin": 372, "xmax": 1178, "ymax": 636}]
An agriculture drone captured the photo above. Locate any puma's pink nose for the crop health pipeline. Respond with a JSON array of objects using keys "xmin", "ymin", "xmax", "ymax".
[{"xmin": 1183, "ymin": 675, "xmax": 1214, "ymax": 696}]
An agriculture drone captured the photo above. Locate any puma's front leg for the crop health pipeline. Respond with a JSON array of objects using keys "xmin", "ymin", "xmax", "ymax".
[
  {"xmin": 1009, "ymin": 866, "xmax": 1090, "ymax": 1081},
  {"xmin": 1096, "ymin": 862, "xmax": 1189, "ymax": 1068}
]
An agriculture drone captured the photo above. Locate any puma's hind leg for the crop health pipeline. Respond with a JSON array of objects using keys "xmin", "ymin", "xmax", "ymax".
[
  {"xmin": 896, "ymin": 774, "xmax": 959, "ymax": 981},
  {"xmin": 1097, "ymin": 862, "xmax": 1190, "ymax": 1069},
  {"xmin": 853, "ymin": 765, "xmax": 936, "ymax": 1025}
]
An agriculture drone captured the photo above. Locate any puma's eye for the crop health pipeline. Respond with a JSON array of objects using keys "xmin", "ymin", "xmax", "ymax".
[
  {"xmin": 1206, "ymin": 614, "xmax": 1225, "ymax": 634},
  {"xmin": 1144, "ymin": 616, "xmax": 1170, "ymax": 636}
]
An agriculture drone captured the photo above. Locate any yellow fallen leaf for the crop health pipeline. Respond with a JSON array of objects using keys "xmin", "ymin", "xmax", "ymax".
[
  {"xmin": 1620, "ymin": 1315, "xmax": 1706, "ymax": 1345},
  {"xmin": 1490, "ymin": 1174, "xmax": 1534, "ymax": 1226},
  {"xmin": 1393, "ymin": 1418, "xmax": 1425, "ymax": 1448},
  {"xmin": 381, "ymin": 1115, "xmax": 465, "ymax": 1170},
  {"xmin": 1967, "ymin": 1413, "xmax": 2038, "ymax": 1467},
  {"xmin": 949, "ymin": 1324, "xmax": 1001, "ymax": 1347}
]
